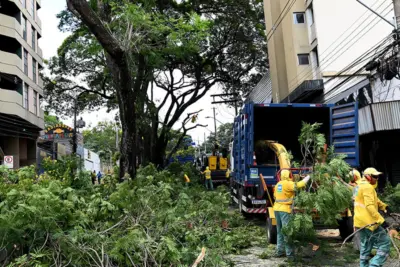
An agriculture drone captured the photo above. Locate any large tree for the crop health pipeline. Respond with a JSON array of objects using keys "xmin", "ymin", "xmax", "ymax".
[{"xmin": 44, "ymin": 0, "xmax": 267, "ymax": 177}]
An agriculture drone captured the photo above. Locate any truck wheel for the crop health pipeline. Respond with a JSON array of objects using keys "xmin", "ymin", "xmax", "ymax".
[
  {"xmin": 339, "ymin": 216, "xmax": 354, "ymax": 241},
  {"xmin": 353, "ymin": 232, "xmax": 361, "ymax": 251},
  {"xmin": 266, "ymin": 218, "xmax": 277, "ymax": 244}
]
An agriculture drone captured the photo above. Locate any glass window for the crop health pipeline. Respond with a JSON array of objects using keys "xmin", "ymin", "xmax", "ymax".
[
  {"xmin": 33, "ymin": 91, "xmax": 37, "ymax": 115},
  {"xmin": 32, "ymin": 27, "xmax": 36, "ymax": 51},
  {"xmin": 293, "ymin": 12, "xmax": 305, "ymax": 24},
  {"xmin": 23, "ymin": 0, "xmax": 26, "ymax": 8},
  {"xmin": 33, "ymin": 59, "xmax": 37, "ymax": 83},
  {"xmin": 23, "ymin": 84, "xmax": 28, "ymax": 109},
  {"xmin": 22, "ymin": 16, "xmax": 27, "ymax": 41},
  {"xmin": 298, "ymin": 54, "xmax": 310, "ymax": 65},
  {"xmin": 31, "ymin": 0, "xmax": 35, "ymax": 19},
  {"xmin": 24, "ymin": 49, "xmax": 28, "ymax": 75}
]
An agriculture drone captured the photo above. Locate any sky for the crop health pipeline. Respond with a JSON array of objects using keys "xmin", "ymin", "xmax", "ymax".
[
  {"xmin": 39, "ymin": 0, "xmax": 235, "ymax": 145},
  {"xmin": 39, "ymin": 0, "xmax": 395, "ymax": 145}
]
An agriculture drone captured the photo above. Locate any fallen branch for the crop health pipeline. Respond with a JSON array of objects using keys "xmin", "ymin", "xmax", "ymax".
[
  {"xmin": 341, "ymin": 223, "xmax": 377, "ymax": 248},
  {"xmin": 387, "ymin": 228, "xmax": 400, "ymax": 260},
  {"xmin": 98, "ymin": 216, "xmax": 128, "ymax": 235},
  {"xmin": 191, "ymin": 247, "xmax": 206, "ymax": 267}
]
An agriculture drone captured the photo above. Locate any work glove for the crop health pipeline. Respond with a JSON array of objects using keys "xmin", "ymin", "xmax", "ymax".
[{"xmin": 385, "ymin": 206, "xmax": 392, "ymax": 215}]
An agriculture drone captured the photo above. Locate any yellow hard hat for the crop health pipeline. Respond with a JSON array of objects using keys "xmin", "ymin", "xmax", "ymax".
[
  {"xmin": 349, "ymin": 169, "xmax": 361, "ymax": 182},
  {"xmin": 281, "ymin": 170, "xmax": 291, "ymax": 181},
  {"xmin": 206, "ymin": 167, "xmax": 209, "ymax": 170},
  {"xmin": 363, "ymin": 167, "xmax": 382, "ymax": 176}
]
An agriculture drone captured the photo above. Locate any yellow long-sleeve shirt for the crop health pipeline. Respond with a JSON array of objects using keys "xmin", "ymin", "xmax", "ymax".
[{"xmin": 273, "ymin": 180, "xmax": 306, "ymax": 213}]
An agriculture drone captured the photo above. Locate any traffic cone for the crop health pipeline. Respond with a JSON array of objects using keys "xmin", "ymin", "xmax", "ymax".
[{"xmin": 253, "ymin": 152, "xmax": 257, "ymax": 166}]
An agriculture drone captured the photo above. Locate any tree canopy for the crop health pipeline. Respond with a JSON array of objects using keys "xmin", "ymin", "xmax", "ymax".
[
  {"xmin": 82, "ymin": 121, "xmax": 120, "ymax": 162},
  {"xmin": 44, "ymin": 0, "xmax": 267, "ymax": 177}
]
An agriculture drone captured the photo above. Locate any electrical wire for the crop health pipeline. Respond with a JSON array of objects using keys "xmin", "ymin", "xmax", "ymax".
[
  {"xmin": 286, "ymin": 0, "xmax": 389, "ymax": 90},
  {"xmin": 287, "ymin": 1, "xmax": 393, "ymax": 93},
  {"xmin": 323, "ymin": 40, "xmax": 397, "ymax": 103},
  {"xmin": 265, "ymin": 0, "xmax": 293, "ymax": 40},
  {"xmin": 266, "ymin": 0, "xmax": 298, "ymax": 43}
]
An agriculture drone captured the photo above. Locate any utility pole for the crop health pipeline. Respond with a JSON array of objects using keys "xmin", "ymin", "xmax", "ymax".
[
  {"xmin": 204, "ymin": 132, "xmax": 206, "ymax": 154},
  {"xmin": 211, "ymin": 93, "xmax": 240, "ymax": 116},
  {"xmin": 212, "ymin": 106, "xmax": 217, "ymax": 141},
  {"xmin": 72, "ymin": 97, "xmax": 77, "ymax": 154},
  {"xmin": 394, "ymin": 0, "xmax": 400, "ymax": 29}
]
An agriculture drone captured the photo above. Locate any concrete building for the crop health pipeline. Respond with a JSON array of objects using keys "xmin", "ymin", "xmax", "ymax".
[
  {"xmin": 263, "ymin": 0, "xmax": 393, "ymax": 103},
  {"xmin": 0, "ymin": 0, "xmax": 44, "ymax": 168},
  {"xmin": 249, "ymin": 0, "xmax": 400, "ymax": 185}
]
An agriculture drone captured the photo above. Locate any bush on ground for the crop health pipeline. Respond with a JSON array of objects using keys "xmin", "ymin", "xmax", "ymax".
[{"xmin": 0, "ymin": 159, "xmax": 261, "ymax": 266}]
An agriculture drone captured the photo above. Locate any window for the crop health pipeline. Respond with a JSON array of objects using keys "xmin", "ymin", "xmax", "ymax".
[
  {"xmin": 32, "ymin": 59, "xmax": 37, "ymax": 83},
  {"xmin": 298, "ymin": 54, "xmax": 310, "ymax": 65},
  {"xmin": 32, "ymin": 27, "xmax": 36, "ymax": 51},
  {"xmin": 23, "ymin": 84, "xmax": 28, "ymax": 109},
  {"xmin": 33, "ymin": 91, "xmax": 37, "ymax": 115},
  {"xmin": 31, "ymin": 0, "xmax": 35, "ymax": 19},
  {"xmin": 23, "ymin": 49, "xmax": 28, "ymax": 75},
  {"xmin": 293, "ymin": 12, "xmax": 305, "ymax": 24},
  {"xmin": 22, "ymin": 16, "xmax": 27, "ymax": 41},
  {"xmin": 23, "ymin": 0, "xmax": 26, "ymax": 8}
]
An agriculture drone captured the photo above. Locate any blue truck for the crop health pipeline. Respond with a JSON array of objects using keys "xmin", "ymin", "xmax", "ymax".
[{"xmin": 230, "ymin": 102, "xmax": 359, "ymax": 242}]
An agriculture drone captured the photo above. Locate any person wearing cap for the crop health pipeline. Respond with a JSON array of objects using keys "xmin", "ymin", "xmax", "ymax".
[
  {"xmin": 353, "ymin": 167, "xmax": 391, "ymax": 267},
  {"xmin": 348, "ymin": 168, "xmax": 388, "ymax": 212},
  {"xmin": 273, "ymin": 169, "xmax": 311, "ymax": 260}
]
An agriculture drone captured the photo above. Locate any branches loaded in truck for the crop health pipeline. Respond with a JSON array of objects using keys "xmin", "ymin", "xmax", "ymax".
[{"xmin": 230, "ymin": 102, "xmax": 359, "ymax": 242}]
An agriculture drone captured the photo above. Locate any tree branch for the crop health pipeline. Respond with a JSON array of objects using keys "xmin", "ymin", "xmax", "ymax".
[{"xmin": 66, "ymin": 0, "xmax": 125, "ymax": 60}]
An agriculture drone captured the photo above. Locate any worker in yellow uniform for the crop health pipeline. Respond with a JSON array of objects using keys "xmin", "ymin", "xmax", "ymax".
[
  {"xmin": 273, "ymin": 170, "xmax": 310, "ymax": 259},
  {"xmin": 348, "ymin": 168, "xmax": 388, "ymax": 211},
  {"xmin": 201, "ymin": 167, "xmax": 213, "ymax": 190},
  {"xmin": 353, "ymin": 167, "xmax": 391, "ymax": 267},
  {"xmin": 184, "ymin": 174, "xmax": 190, "ymax": 187}
]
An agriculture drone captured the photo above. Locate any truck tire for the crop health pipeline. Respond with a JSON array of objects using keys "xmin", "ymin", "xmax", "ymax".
[
  {"xmin": 266, "ymin": 218, "xmax": 277, "ymax": 244},
  {"xmin": 339, "ymin": 216, "xmax": 354, "ymax": 241}
]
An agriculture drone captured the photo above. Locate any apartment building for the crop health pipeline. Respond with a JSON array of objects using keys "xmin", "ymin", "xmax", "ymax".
[
  {"xmin": 0, "ymin": 0, "xmax": 44, "ymax": 168},
  {"xmin": 263, "ymin": 0, "xmax": 393, "ymax": 103},
  {"xmin": 256, "ymin": 0, "xmax": 400, "ymax": 184}
]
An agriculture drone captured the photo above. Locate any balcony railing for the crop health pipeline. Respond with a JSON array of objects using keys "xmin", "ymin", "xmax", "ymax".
[
  {"xmin": 0, "ymin": 50, "xmax": 23, "ymax": 71},
  {"xmin": 37, "ymin": 46, "xmax": 43, "ymax": 58},
  {"xmin": 0, "ymin": 14, "xmax": 22, "ymax": 36}
]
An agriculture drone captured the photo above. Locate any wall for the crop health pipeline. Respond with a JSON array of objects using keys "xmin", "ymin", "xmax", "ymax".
[
  {"xmin": 83, "ymin": 148, "xmax": 101, "ymax": 173},
  {"xmin": 263, "ymin": 0, "xmax": 313, "ymax": 102},
  {"xmin": 312, "ymin": 0, "xmax": 394, "ymax": 73}
]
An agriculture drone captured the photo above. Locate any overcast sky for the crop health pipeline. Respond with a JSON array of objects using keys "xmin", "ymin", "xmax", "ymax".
[
  {"xmin": 39, "ymin": 0, "xmax": 395, "ymax": 144},
  {"xmin": 40, "ymin": 0, "xmax": 235, "ymax": 145}
]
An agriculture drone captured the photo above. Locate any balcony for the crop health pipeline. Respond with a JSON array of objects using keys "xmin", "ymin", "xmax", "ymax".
[
  {"xmin": 0, "ymin": 88, "xmax": 44, "ymax": 129},
  {"xmin": 0, "ymin": 50, "xmax": 22, "ymax": 72},
  {"xmin": 0, "ymin": 14, "xmax": 22, "ymax": 36},
  {"xmin": 37, "ymin": 46, "xmax": 43, "ymax": 58},
  {"xmin": 36, "ymin": 15, "xmax": 42, "ymax": 29},
  {"xmin": 0, "ymin": 50, "xmax": 43, "ymax": 95}
]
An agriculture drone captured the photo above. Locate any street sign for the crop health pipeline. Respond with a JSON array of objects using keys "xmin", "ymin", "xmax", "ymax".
[{"xmin": 4, "ymin": 156, "xmax": 13, "ymax": 169}]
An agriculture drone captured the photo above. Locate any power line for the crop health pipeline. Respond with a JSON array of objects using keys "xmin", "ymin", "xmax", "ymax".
[
  {"xmin": 287, "ymin": 0, "xmax": 392, "ymax": 93},
  {"xmin": 266, "ymin": 0, "xmax": 298, "ymax": 43},
  {"xmin": 323, "ymin": 39, "xmax": 396, "ymax": 103},
  {"xmin": 265, "ymin": 0, "xmax": 294, "ymax": 40},
  {"xmin": 286, "ymin": 0, "xmax": 388, "ymax": 90}
]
